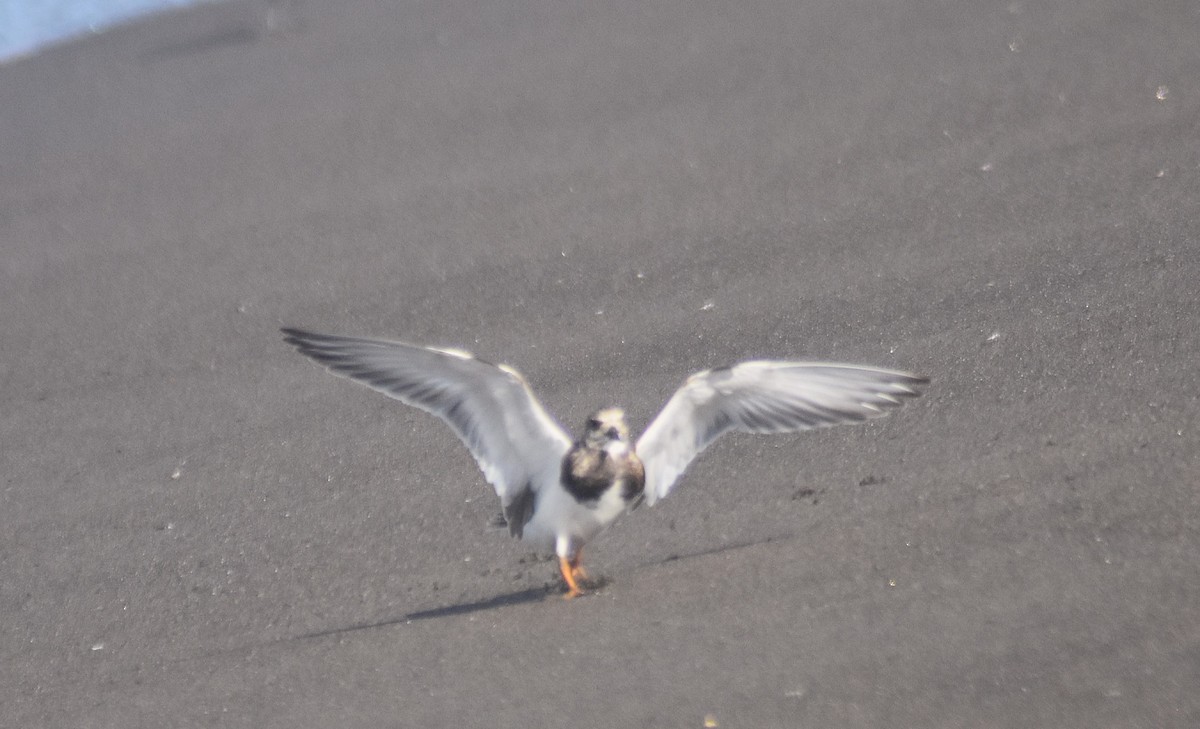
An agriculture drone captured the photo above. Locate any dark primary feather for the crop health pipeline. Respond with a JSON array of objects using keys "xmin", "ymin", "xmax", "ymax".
[{"xmin": 281, "ymin": 328, "xmax": 571, "ymax": 517}]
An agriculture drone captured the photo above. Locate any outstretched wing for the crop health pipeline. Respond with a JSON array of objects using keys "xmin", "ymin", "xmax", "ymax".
[
  {"xmin": 635, "ymin": 362, "xmax": 928, "ymax": 504},
  {"xmin": 281, "ymin": 329, "xmax": 571, "ymax": 521}
]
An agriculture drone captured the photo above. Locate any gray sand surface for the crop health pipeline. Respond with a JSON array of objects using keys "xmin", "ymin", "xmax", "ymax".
[{"xmin": 2, "ymin": 0, "xmax": 1198, "ymax": 726}]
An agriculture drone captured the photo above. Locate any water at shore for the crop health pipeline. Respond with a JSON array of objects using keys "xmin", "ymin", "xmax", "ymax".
[{"xmin": 1, "ymin": 0, "xmax": 216, "ymax": 62}]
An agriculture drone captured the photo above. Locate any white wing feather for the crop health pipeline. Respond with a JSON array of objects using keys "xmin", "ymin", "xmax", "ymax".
[
  {"xmin": 635, "ymin": 362, "xmax": 928, "ymax": 504},
  {"xmin": 282, "ymin": 329, "xmax": 571, "ymax": 507}
]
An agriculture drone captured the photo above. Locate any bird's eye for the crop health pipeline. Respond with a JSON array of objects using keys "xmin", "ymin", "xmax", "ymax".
[
  {"xmin": 606, "ymin": 427, "xmax": 620, "ymax": 440},
  {"xmin": 587, "ymin": 418, "xmax": 601, "ymax": 430}
]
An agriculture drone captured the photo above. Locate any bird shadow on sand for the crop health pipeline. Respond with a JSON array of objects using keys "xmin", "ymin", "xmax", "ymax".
[
  {"xmin": 291, "ymin": 585, "xmax": 559, "ymax": 641},
  {"xmin": 291, "ymin": 533, "xmax": 792, "ymax": 640},
  {"xmin": 402, "ymin": 584, "xmax": 562, "ymax": 621}
]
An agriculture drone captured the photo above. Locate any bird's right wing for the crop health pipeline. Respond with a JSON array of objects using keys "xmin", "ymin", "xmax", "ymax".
[
  {"xmin": 282, "ymin": 329, "xmax": 571, "ymax": 515},
  {"xmin": 635, "ymin": 362, "xmax": 928, "ymax": 504}
]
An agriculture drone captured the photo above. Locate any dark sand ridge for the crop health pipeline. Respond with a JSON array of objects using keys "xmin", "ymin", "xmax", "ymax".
[{"xmin": 2, "ymin": 0, "xmax": 1198, "ymax": 726}]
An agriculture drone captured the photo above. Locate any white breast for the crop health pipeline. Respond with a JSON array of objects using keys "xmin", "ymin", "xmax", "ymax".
[
  {"xmin": 590, "ymin": 476, "xmax": 631, "ymax": 524},
  {"xmin": 521, "ymin": 475, "xmax": 630, "ymax": 550},
  {"xmin": 604, "ymin": 440, "xmax": 630, "ymax": 458}
]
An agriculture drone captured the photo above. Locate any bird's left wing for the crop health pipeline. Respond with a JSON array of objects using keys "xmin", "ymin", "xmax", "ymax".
[
  {"xmin": 636, "ymin": 362, "xmax": 928, "ymax": 505},
  {"xmin": 282, "ymin": 329, "xmax": 571, "ymax": 518}
]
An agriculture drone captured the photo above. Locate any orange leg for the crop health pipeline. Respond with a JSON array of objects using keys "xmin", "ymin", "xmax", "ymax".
[
  {"xmin": 569, "ymin": 548, "xmax": 589, "ymax": 581},
  {"xmin": 558, "ymin": 556, "xmax": 584, "ymax": 599}
]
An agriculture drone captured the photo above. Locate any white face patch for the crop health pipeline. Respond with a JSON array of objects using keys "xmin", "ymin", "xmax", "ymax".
[{"xmin": 585, "ymin": 407, "xmax": 631, "ymax": 448}]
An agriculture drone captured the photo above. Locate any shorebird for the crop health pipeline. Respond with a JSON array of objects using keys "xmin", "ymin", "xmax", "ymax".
[{"xmin": 282, "ymin": 328, "xmax": 928, "ymax": 598}]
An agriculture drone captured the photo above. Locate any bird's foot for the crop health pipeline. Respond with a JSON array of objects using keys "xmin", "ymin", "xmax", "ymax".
[
  {"xmin": 558, "ymin": 556, "xmax": 585, "ymax": 599},
  {"xmin": 568, "ymin": 549, "xmax": 589, "ymax": 581}
]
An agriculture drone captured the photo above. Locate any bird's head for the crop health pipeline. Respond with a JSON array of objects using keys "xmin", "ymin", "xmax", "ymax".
[{"xmin": 583, "ymin": 407, "xmax": 630, "ymax": 448}]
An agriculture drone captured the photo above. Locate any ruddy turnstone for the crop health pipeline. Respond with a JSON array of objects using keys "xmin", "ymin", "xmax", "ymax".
[{"xmin": 282, "ymin": 328, "xmax": 927, "ymax": 598}]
